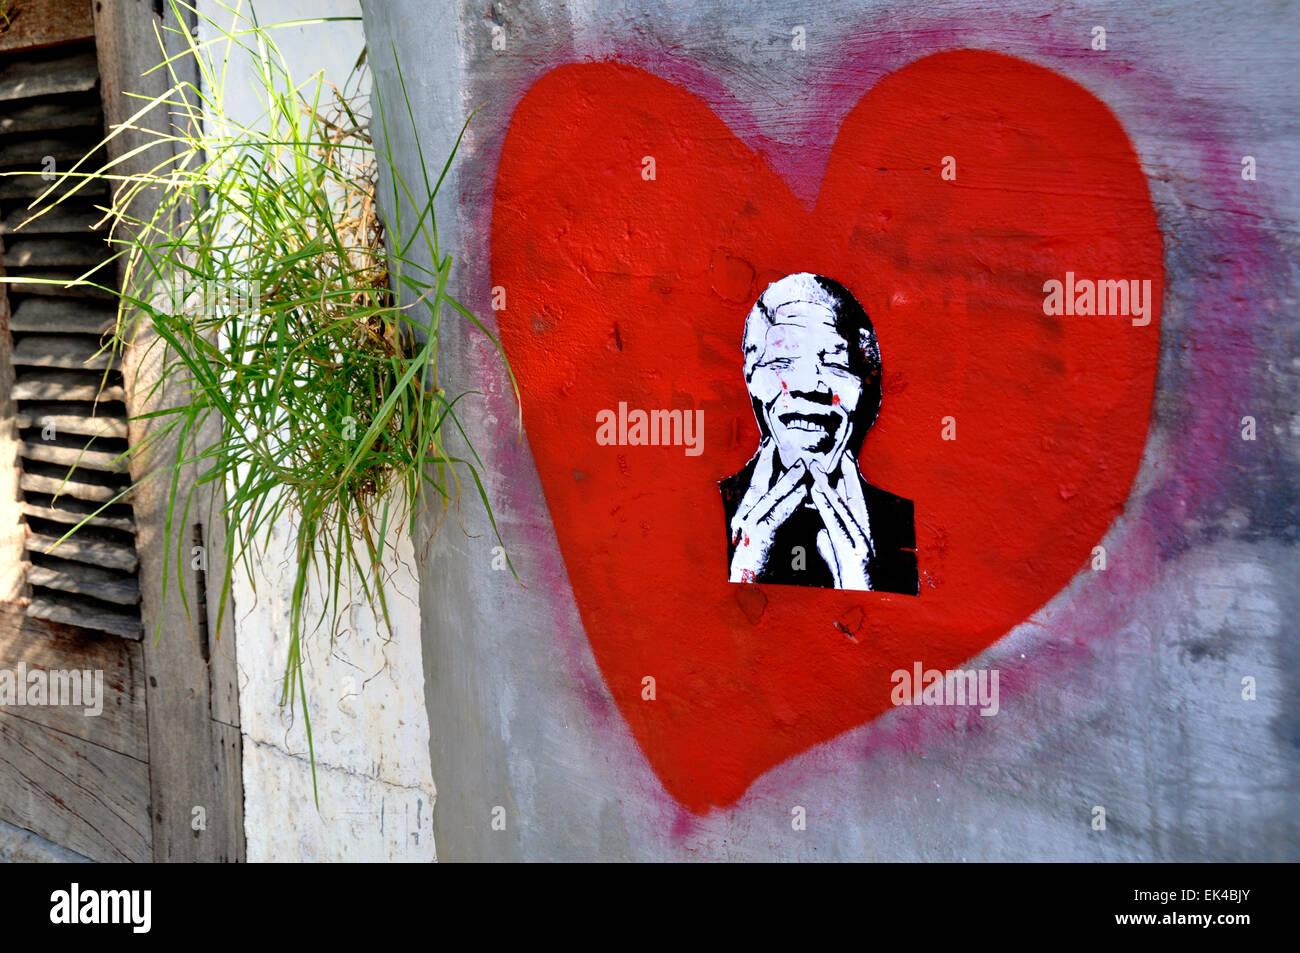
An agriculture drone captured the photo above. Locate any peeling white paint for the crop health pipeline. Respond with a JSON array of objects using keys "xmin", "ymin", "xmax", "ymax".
[{"xmin": 231, "ymin": 492, "xmax": 435, "ymax": 862}]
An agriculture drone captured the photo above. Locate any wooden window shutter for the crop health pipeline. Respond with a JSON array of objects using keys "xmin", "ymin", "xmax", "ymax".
[
  {"xmin": 1, "ymin": 38, "xmax": 142, "ymax": 639},
  {"xmin": 1, "ymin": 0, "xmax": 244, "ymax": 864}
]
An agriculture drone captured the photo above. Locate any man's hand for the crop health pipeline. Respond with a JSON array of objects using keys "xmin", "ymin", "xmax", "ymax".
[
  {"xmin": 729, "ymin": 439, "xmax": 807, "ymax": 583},
  {"xmin": 811, "ymin": 454, "xmax": 875, "ymax": 590}
]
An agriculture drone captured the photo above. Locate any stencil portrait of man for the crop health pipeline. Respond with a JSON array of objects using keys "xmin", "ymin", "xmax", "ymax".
[{"xmin": 719, "ymin": 272, "xmax": 918, "ymax": 594}]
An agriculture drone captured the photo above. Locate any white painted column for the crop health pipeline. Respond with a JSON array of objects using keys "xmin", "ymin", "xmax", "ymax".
[{"xmin": 201, "ymin": 0, "xmax": 437, "ymax": 862}]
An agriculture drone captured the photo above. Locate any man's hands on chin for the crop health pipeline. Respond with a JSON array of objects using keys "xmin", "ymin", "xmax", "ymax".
[
  {"xmin": 728, "ymin": 444, "xmax": 876, "ymax": 590},
  {"xmin": 728, "ymin": 439, "xmax": 807, "ymax": 583},
  {"xmin": 812, "ymin": 455, "xmax": 875, "ymax": 591}
]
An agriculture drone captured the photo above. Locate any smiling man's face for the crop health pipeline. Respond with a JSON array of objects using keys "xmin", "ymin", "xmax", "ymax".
[{"xmin": 748, "ymin": 300, "xmax": 863, "ymax": 472}]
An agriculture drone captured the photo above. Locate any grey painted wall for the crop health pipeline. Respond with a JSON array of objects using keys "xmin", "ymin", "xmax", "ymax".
[{"xmin": 363, "ymin": 0, "xmax": 1299, "ymax": 861}]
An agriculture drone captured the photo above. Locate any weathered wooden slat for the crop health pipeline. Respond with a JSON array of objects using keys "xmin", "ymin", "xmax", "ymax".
[
  {"xmin": 26, "ymin": 593, "xmax": 141, "ymax": 640},
  {"xmin": 0, "ymin": 98, "xmax": 101, "ymax": 136},
  {"xmin": 2, "ymin": 237, "xmax": 105, "ymax": 268},
  {"xmin": 0, "ymin": 135, "xmax": 104, "ymax": 169},
  {"xmin": 21, "ymin": 497, "xmax": 134, "ymax": 533},
  {"xmin": 0, "ymin": 601, "xmax": 148, "ymax": 762},
  {"xmin": 0, "ymin": 203, "xmax": 104, "ymax": 237},
  {"xmin": 0, "ymin": 1, "xmax": 95, "ymax": 54},
  {"xmin": 16, "ymin": 406, "xmax": 127, "ymax": 438},
  {"xmin": 0, "ymin": 50, "xmax": 98, "ymax": 102},
  {"xmin": 0, "ymin": 175, "xmax": 46, "ymax": 199},
  {"xmin": 0, "ymin": 268, "xmax": 115, "ymax": 297},
  {"xmin": 12, "ymin": 334, "xmax": 115, "ymax": 370},
  {"xmin": 21, "ymin": 440, "xmax": 125, "ymax": 473},
  {"xmin": 11, "ymin": 370, "xmax": 124, "ymax": 402},
  {"xmin": 0, "ymin": 710, "xmax": 151, "ymax": 863},
  {"xmin": 28, "ymin": 561, "xmax": 140, "ymax": 606},
  {"xmin": 208, "ymin": 721, "xmax": 246, "ymax": 861},
  {"xmin": 0, "ymin": 176, "xmax": 108, "ymax": 201},
  {"xmin": 203, "ymin": 504, "xmax": 241, "ymax": 731},
  {"xmin": 8, "ymin": 298, "xmax": 115, "ymax": 335},
  {"xmin": 19, "ymin": 470, "xmax": 124, "ymax": 504},
  {"xmin": 25, "ymin": 531, "xmax": 138, "ymax": 573}
]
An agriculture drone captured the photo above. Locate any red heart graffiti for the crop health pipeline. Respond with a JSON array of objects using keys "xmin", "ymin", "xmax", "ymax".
[{"xmin": 491, "ymin": 50, "xmax": 1161, "ymax": 812}]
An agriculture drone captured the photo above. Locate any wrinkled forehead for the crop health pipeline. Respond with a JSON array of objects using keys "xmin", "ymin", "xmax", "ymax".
[
  {"xmin": 745, "ymin": 300, "xmax": 848, "ymax": 369},
  {"xmin": 766, "ymin": 302, "xmax": 844, "ymax": 349}
]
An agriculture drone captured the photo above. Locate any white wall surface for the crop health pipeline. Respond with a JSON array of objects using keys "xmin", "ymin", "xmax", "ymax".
[{"xmin": 202, "ymin": 0, "xmax": 437, "ymax": 862}]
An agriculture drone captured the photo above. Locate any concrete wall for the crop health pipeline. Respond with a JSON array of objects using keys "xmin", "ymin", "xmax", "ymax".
[
  {"xmin": 208, "ymin": 0, "xmax": 437, "ymax": 862},
  {"xmin": 364, "ymin": 0, "xmax": 1299, "ymax": 860}
]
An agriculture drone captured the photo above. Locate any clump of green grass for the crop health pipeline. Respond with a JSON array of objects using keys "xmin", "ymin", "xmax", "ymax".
[{"xmin": 3, "ymin": 0, "xmax": 516, "ymax": 802}]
